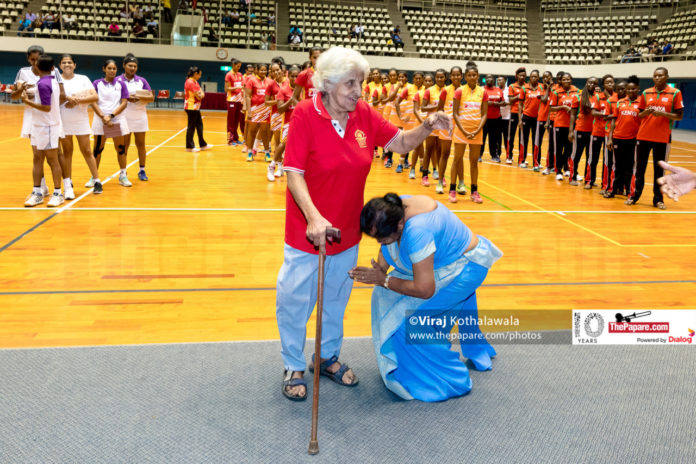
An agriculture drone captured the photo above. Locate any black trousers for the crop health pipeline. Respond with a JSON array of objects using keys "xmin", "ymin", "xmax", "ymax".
[
  {"xmin": 185, "ymin": 109, "xmax": 207, "ymax": 149},
  {"xmin": 519, "ymin": 114, "xmax": 537, "ymax": 164},
  {"xmin": 482, "ymin": 117, "xmax": 503, "ymax": 159},
  {"xmin": 570, "ymin": 130, "xmax": 591, "ymax": 181},
  {"xmin": 553, "ymin": 126, "xmax": 572, "ymax": 175},
  {"xmin": 506, "ymin": 113, "xmax": 519, "ymax": 160},
  {"xmin": 602, "ymin": 136, "xmax": 614, "ymax": 192},
  {"xmin": 585, "ymin": 135, "xmax": 604, "ymax": 186},
  {"xmin": 542, "ymin": 121, "xmax": 555, "ymax": 170},
  {"xmin": 630, "ymin": 139, "xmax": 669, "ymax": 204},
  {"xmin": 612, "ymin": 138, "xmax": 636, "ymax": 196}
]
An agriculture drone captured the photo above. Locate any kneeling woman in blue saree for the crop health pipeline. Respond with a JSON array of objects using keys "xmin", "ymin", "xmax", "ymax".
[{"xmin": 349, "ymin": 193, "xmax": 502, "ymax": 402}]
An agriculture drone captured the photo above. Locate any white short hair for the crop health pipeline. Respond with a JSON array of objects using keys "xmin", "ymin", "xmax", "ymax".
[{"xmin": 311, "ymin": 47, "xmax": 370, "ymax": 94}]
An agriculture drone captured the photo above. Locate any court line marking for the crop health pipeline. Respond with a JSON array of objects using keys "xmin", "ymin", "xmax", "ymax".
[
  {"xmin": 0, "ymin": 136, "xmax": 23, "ymax": 144},
  {"xmin": 0, "ymin": 126, "xmax": 187, "ymax": 252},
  {"xmin": 2, "ymin": 279, "xmax": 695, "ymax": 296},
  {"xmin": 1, "ymin": 207, "xmax": 695, "ymax": 214}
]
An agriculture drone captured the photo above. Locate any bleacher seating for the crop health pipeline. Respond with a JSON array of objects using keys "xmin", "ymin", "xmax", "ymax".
[
  {"xmin": 648, "ymin": 7, "xmax": 696, "ymax": 56},
  {"xmin": 541, "ymin": 0, "xmax": 602, "ymax": 10},
  {"xmin": 202, "ymin": 0, "xmax": 275, "ymax": 48},
  {"xmin": 1, "ymin": 0, "xmax": 28, "ymax": 34},
  {"xmin": 288, "ymin": 1, "xmax": 398, "ymax": 55},
  {"xmin": 543, "ymin": 14, "xmax": 652, "ymax": 64},
  {"xmin": 404, "ymin": 10, "xmax": 528, "ymax": 61}
]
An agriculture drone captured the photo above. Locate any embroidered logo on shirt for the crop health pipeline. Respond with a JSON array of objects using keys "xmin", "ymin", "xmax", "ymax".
[{"xmin": 354, "ymin": 129, "xmax": 367, "ymax": 148}]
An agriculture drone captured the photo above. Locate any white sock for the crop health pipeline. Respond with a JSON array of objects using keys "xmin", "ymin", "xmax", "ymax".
[
  {"xmin": 33, "ymin": 187, "xmax": 41, "ymax": 195},
  {"xmin": 95, "ymin": 178, "xmax": 101, "ymax": 183},
  {"xmin": 40, "ymin": 177, "xmax": 47, "ymax": 189},
  {"xmin": 120, "ymin": 169, "xmax": 127, "ymax": 176},
  {"xmin": 53, "ymin": 188, "xmax": 61, "ymax": 195},
  {"xmin": 269, "ymin": 161, "xmax": 275, "ymax": 168},
  {"xmin": 277, "ymin": 161, "xmax": 283, "ymax": 167},
  {"xmin": 63, "ymin": 178, "xmax": 72, "ymax": 188}
]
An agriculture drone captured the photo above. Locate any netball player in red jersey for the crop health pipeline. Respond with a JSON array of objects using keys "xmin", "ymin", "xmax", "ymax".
[
  {"xmin": 585, "ymin": 75, "xmax": 612, "ymax": 189},
  {"xmin": 549, "ymin": 73, "xmax": 579, "ymax": 182},
  {"xmin": 568, "ymin": 77, "xmax": 598, "ymax": 186},
  {"xmin": 536, "ymin": 71, "xmax": 554, "ymax": 174},
  {"xmin": 241, "ymin": 63, "xmax": 255, "ymax": 153},
  {"xmin": 264, "ymin": 62, "xmax": 286, "ymax": 179},
  {"xmin": 418, "ymin": 69, "xmax": 446, "ymax": 184},
  {"xmin": 481, "ymin": 73, "xmax": 504, "ymax": 163},
  {"xmin": 435, "ymin": 66, "xmax": 463, "ymax": 194},
  {"xmin": 518, "ymin": 69, "xmax": 544, "ymax": 169},
  {"xmin": 244, "ymin": 63, "xmax": 272, "ymax": 162},
  {"xmin": 391, "ymin": 71, "xmax": 412, "ymax": 173},
  {"xmin": 506, "ymin": 67, "xmax": 526, "ymax": 164},
  {"xmin": 414, "ymin": 72, "xmax": 435, "ymax": 185},
  {"xmin": 291, "ymin": 46, "xmax": 322, "ymax": 102},
  {"xmin": 396, "ymin": 71, "xmax": 425, "ymax": 179},
  {"xmin": 224, "ymin": 59, "xmax": 244, "ymax": 146},
  {"xmin": 596, "ymin": 75, "xmax": 615, "ymax": 194},
  {"xmin": 628, "ymin": 67, "xmax": 684, "ymax": 209},
  {"xmin": 266, "ymin": 65, "xmax": 299, "ymax": 181},
  {"xmin": 607, "ymin": 76, "xmax": 641, "ymax": 200},
  {"xmin": 603, "ymin": 80, "xmax": 626, "ymax": 197}
]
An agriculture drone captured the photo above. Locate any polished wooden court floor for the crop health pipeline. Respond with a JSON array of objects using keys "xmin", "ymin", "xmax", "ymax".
[{"xmin": 1, "ymin": 104, "xmax": 695, "ymax": 348}]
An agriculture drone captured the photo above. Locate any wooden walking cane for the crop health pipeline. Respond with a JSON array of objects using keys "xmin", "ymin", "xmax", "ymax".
[{"xmin": 308, "ymin": 226, "xmax": 341, "ymax": 456}]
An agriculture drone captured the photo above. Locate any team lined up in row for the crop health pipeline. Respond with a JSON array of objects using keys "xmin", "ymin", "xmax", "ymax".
[
  {"xmin": 13, "ymin": 46, "xmax": 155, "ymax": 207},
  {"xmin": 223, "ymin": 46, "xmax": 684, "ymax": 208}
]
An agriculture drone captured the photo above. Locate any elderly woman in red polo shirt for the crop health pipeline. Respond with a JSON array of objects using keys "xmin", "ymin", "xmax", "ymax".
[{"xmin": 277, "ymin": 46, "xmax": 451, "ymax": 401}]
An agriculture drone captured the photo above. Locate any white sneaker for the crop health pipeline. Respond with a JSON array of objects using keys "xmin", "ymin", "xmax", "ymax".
[
  {"xmin": 186, "ymin": 147, "xmax": 200, "ymax": 153},
  {"xmin": 24, "ymin": 192, "xmax": 43, "ymax": 207},
  {"xmin": 64, "ymin": 184, "xmax": 75, "ymax": 200},
  {"xmin": 119, "ymin": 173, "xmax": 133, "ymax": 187},
  {"xmin": 577, "ymin": 175, "xmax": 584, "ymax": 182},
  {"xmin": 274, "ymin": 163, "xmax": 284, "ymax": 177},
  {"xmin": 409, "ymin": 167, "xmax": 416, "ymax": 179},
  {"xmin": 85, "ymin": 177, "xmax": 96, "ymax": 188},
  {"xmin": 556, "ymin": 174, "xmax": 563, "ymax": 180},
  {"xmin": 506, "ymin": 158, "xmax": 513, "ymax": 164},
  {"xmin": 435, "ymin": 182, "xmax": 444, "ymax": 194},
  {"xmin": 457, "ymin": 183, "xmax": 467, "ymax": 195},
  {"xmin": 47, "ymin": 192, "xmax": 64, "ymax": 207},
  {"xmin": 541, "ymin": 168, "xmax": 550, "ymax": 175},
  {"xmin": 432, "ymin": 169, "xmax": 439, "ymax": 180},
  {"xmin": 41, "ymin": 185, "xmax": 49, "ymax": 197},
  {"xmin": 564, "ymin": 170, "xmax": 570, "ymax": 177},
  {"xmin": 519, "ymin": 162, "xmax": 528, "ymax": 168},
  {"xmin": 267, "ymin": 164, "xmax": 275, "ymax": 182},
  {"xmin": 201, "ymin": 145, "xmax": 213, "ymax": 151}
]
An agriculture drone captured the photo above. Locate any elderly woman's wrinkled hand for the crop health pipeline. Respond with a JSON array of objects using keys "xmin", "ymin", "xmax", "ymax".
[
  {"xmin": 426, "ymin": 112, "xmax": 452, "ymax": 132},
  {"xmin": 306, "ymin": 215, "xmax": 334, "ymax": 248},
  {"xmin": 657, "ymin": 160, "xmax": 696, "ymax": 201}
]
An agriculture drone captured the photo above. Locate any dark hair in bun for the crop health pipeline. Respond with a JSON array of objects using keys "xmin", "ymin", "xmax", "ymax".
[
  {"xmin": 627, "ymin": 75, "xmax": 640, "ymax": 86},
  {"xmin": 360, "ymin": 193, "xmax": 405, "ymax": 239}
]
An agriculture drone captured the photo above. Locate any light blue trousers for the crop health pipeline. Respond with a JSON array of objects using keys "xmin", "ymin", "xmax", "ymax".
[{"xmin": 275, "ymin": 243, "xmax": 359, "ymax": 371}]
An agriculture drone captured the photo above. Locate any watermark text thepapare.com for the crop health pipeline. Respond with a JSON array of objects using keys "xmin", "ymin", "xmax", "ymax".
[{"xmin": 404, "ymin": 309, "xmax": 569, "ymax": 345}]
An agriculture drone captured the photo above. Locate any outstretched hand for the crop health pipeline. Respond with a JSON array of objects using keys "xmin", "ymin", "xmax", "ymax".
[
  {"xmin": 426, "ymin": 112, "xmax": 451, "ymax": 132},
  {"xmin": 657, "ymin": 160, "xmax": 696, "ymax": 201}
]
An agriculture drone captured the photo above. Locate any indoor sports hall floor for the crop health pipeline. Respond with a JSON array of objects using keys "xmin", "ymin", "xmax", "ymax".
[{"xmin": 1, "ymin": 105, "xmax": 695, "ymax": 349}]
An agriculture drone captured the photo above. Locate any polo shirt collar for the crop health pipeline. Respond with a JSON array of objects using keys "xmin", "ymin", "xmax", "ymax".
[{"xmin": 312, "ymin": 94, "xmax": 357, "ymax": 122}]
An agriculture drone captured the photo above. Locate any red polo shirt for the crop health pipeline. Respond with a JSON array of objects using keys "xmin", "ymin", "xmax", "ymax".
[
  {"xmin": 295, "ymin": 67, "xmax": 316, "ymax": 100},
  {"xmin": 225, "ymin": 71, "xmax": 244, "ymax": 102},
  {"xmin": 283, "ymin": 95, "xmax": 400, "ymax": 255},
  {"xmin": 612, "ymin": 97, "xmax": 641, "ymax": 140},
  {"xmin": 484, "ymin": 86, "xmax": 503, "ymax": 119},
  {"xmin": 550, "ymin": 89, "xmax": 578, "ymax": 128},
  {"xmin": 636, "ymin": 86, "xmax": 684, "ymax": 143},
  {"xmin": 520, "ymin": 83, "xmax": 545, "ymax": 118},
  {"xmin": 508, "ymin": 82, "xmax": 524, "ymax": 113},
  {"xmin": 591, "ymin": 93, "xmax": 609, "ymax": 137}
]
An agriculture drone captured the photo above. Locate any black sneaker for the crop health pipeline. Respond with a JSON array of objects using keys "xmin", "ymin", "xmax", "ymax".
[{"xmin": 93, "ymin": 181, "xmax": 103, "ymax": 194}]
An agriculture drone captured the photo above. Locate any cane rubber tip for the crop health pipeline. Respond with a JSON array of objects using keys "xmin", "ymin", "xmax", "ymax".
[{"xmin": 308, "ymin": 441, "xmax": 319, "ymax": 455}]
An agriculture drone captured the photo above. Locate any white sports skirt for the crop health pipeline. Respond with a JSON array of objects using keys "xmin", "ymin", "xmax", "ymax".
[
  {"xmin": 92, "ymin": 117, "xmax": 130, "ymax": 137},
  {"xmin": 125, "ymin": 114, "xmax": 149, "ymax": 133}
]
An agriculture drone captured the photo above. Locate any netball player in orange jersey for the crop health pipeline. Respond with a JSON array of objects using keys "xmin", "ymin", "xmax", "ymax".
[
  {"xmin": 417, "ymin": 69, "xmax": 446, "ymax": 184},
  {"xmin": 451, "ymin": 65, "xmax": 487, "ymax": 204},
  {"xmin": 364, "ymin": 68, "xmax": 383, "ymax": 157},
  {"xmin": 241, "ymin": 63, "xmax": 255, "ymax": 153},
  {"xmin": 517, "ymin": 69, "xmax": 544, "ymax": 169},
  {"xmin": 264, "ymin": 62, "xmax": 286, "ymax": 180},
  {"xmin": 244, "ymin": 63, "xmax": 272, "ymax": 162},
  {"xmin": 391, "ymin": 71, "xmax": 412, "ymax": 173},
  {"xmin": 506, "ymin": 67, "xmax": 526, "ymax": 164},
  {"xmin": 380, "ymin": 68, "xmax": 400, "ymax": 168},
  {"xmin": 603, "ymin": 80, "xmax": 626, "ymax": 197},
  {"xmin": 266, "ymin": 65, "xmax": 299, "ymax": 182},
  {"xmin": 596, "ymin": 75, "xmax": 615, "ymax": 194},
  {"xmin": 291, "ymin": 46, "xmax": 322, "ymax": 102},
  {"xmin": 535, "ymin": 71, "xmax": 554, "ymax": 174},
  {"xmin": 435, "ymin": 66, "xmax": 463, "ymax": 194},
  {"xmin": 607, "ymin": 76, "xmax": 641, "ymax": 200},
  {"xmin": 549, "ymin": 73, "xmax": 579, "ymax": 182},
  {"xmin": 585, "ymin": 74, "xmax": 612, "ymax": 189},
  {"xmin": 413, "ymin": 72, "xmax": 434, "ymax": 184},
  {"xmin": 395, "ymin": 71, "xmax": 425, "ymax": 177},
  {"xmin": 568, "ymin": 77, "xmax": 598, "ymax": 186}
]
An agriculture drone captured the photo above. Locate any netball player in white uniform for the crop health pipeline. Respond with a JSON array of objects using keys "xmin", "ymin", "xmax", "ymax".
[
  {"xmin": 58, "ymin": 54, "xmax": 103, "ymax": 195},
  {"xmin": 119, "ymin": 54, "xmax": 154, "ymax": 181},
  {"xmin": 91, "ymin": 59, "xmax": 131, "ymax": 187}
]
